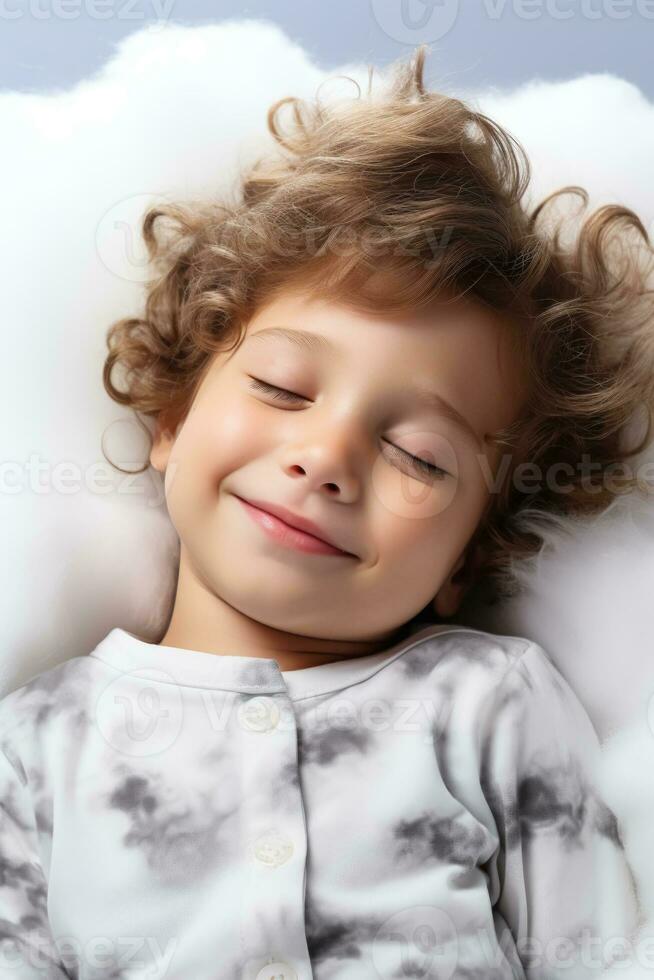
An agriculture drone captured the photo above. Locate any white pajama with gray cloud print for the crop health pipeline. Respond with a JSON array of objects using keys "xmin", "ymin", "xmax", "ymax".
[{"xmin": 0, "ymin": 623, "xmax": 640, "ymax": 979}]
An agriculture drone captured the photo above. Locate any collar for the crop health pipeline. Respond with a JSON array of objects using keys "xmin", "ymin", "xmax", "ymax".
[{"xmin": 89, "ymin": 621, "xmax": 467, "ymax": 701}]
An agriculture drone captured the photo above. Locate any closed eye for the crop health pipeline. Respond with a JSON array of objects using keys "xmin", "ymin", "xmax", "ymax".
[
  {"xmin": 381, "ymin": 440, "xmax": 448, "ymax": 479},
  {"xmin": 247, "ymin": 377, "xmax": 450, "ymax": 479},
  {"xmin": 248, "ymin": 377, "xmax": 304, "ymax": 404}
]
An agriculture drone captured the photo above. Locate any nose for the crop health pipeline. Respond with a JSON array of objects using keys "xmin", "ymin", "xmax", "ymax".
[{"xmin": 281, "ymin": 423, "xmax": 363, "ymax": 500}]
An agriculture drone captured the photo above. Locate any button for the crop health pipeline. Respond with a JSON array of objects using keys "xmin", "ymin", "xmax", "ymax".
[
  {"xmin": 250, "ymin": 831, "xmax": 294, "ymax": 868},
  {"xmin": 255, "ymin": 962, "xmax": 297, "ymax": 980},
  {"xmin": 237, "ymin": 696, "xmax": 280, "ymax": 733}
]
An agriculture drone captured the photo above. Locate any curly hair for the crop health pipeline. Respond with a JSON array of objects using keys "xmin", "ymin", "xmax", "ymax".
[{"xmin": 102, "ymin": 43, "xmax": 654, "ymax": 604}]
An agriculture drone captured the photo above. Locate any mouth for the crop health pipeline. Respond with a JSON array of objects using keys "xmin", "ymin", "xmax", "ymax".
[{"xmin": 232, "ymin": 495, "xmax": 357, "ymax": 559}]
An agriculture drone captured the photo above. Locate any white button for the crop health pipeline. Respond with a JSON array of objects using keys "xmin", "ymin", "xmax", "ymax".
[
  {"xmin": 250, "ymin": 832, "xmax": 294, "ymax": 868},
  {"xmin": 237, "ymin": 696, "xmax": 280, "ymax": 733},
  {"xmin": 255, "ymin": 962, "xmax": 297, "ymax": 980}
]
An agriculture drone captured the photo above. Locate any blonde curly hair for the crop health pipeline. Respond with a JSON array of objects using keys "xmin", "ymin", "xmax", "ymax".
[{"xmin": 102, "ymin": 44, "xmax": 654, "ymax": 604}]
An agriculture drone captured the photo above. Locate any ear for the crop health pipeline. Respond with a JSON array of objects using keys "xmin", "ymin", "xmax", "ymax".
[
  {"xmin": 433, "ymin": 540, "xmax": 485, "ymax": 619},
  {"xmin": 150, "ymin": 410, "xmax": 181, "ymax": 474}
]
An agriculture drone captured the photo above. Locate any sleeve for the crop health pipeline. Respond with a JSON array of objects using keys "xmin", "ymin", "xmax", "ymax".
[
  {"xmin": 0, "ymin": 745, "xmax": 71, "ymax": 978},
  {"xmin": 479, "ymin": 642, "xmax": 642, "ymax": 980}
]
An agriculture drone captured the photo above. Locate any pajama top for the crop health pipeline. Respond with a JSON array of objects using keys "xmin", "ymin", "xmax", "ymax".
[{"xmin": 0, "ymin": 621, "xmax": 640, "ymax": 979}]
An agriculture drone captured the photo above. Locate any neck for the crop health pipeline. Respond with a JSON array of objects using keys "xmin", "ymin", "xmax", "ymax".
[{"xmin": 158, "ymin": 544, "xmax": 409, "ymax": 671}]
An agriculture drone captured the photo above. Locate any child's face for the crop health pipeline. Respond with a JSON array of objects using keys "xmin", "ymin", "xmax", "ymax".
[{"xmin": 151, "ymin": 285, "xmax": 527, "ymax": 643}]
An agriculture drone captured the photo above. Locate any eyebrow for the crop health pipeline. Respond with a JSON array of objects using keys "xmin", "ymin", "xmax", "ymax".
[
  {"xmin": 246, "ymin": 326, "xmax": 486, "ymax": 451},
  {"xmin": 247, "ymin": 325, "xmax": 336, "ymax": 357}
]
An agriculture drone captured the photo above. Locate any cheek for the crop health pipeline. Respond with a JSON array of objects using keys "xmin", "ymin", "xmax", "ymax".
[
  {"xmin": 369, "ymin": 467, "xmax": 488, "ymax": 567},
  {"xmin": 375, "ymin": 496, "xmax": 458, "ymax": 562},
  {"xmin": 208, "ymin": 406, "xmax": 268, "ymax": 479},
  {"xmin": 184, "ymin": 396, "xmax": 271, "ymax": 482}
]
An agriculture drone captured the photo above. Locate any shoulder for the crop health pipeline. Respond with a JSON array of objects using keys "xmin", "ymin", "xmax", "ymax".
[
  {"xmin": 395, "ymin": 622, "xmax": 536, "ymax": 686},
  {"xmin": 472, "ymin": 636, "xmax": 603, "ymax": 790},
  {"xmin": 0, "ymin": 652, "xmax": 104, "ymax": 757},
  {"xmin": 395, "ymin": 624, "xmax": 584, "ymax": 734}
]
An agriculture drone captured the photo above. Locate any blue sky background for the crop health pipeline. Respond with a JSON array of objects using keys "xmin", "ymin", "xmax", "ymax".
[{"xmin": 1, "ymin": 0, "xmax": 650, "ymax": 99}]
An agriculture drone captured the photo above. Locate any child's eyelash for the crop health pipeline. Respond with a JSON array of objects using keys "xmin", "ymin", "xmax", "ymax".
[
  {"xmin": 247, "ymin": 377, "xmax": 448, "ymax": 479},
  {"xmin": 381, "ymin": 441, "xmax": 448, "ymax": 479},
  {"xmin": 248, "ymin": 377, "xmax": 303, "ymax": 403}
]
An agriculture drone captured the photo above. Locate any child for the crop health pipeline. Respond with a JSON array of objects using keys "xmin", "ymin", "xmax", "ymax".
[{"xmin": 1, "ymin": 44, "xmax": 651, "ymax": 979}]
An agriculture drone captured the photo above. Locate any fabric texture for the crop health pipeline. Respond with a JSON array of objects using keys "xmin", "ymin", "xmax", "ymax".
[{"xmin": 0, "ymin": 622, "xmax": 640, "ymax": 979}]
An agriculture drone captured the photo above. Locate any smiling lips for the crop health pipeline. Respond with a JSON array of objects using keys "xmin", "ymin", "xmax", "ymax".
[{"xmin": 234, "ymin": 495, "xmax": 356, "ymax": 558}]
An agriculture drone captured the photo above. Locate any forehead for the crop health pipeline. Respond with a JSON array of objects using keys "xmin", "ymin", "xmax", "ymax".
[{"xmin": 240, "ymin": 287, "xmax": 529, "ymax": 441}]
